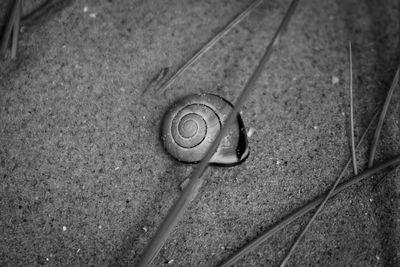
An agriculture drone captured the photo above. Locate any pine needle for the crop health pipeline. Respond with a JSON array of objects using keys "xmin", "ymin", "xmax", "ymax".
[
  {"xmin": 221, "ymin": 109, "xmax": 380, "ymax": 267},
  {"xmin": 349, "ymin": 41, "xmax": 358, "ymax": 175},
  {"xmin": 156, "ymin": 0, "xmax": 265, "ymax": 95},
  {"xmin": 278, "ymin": 91, "xmax": 365, "ymax": 266},
  {"xmin": 368, "ymin": 62, "xmax": 400, "ymax": 168},
  {"xmin": 222, "ymin": 155, "xmax": 400, "ymax": 267},
  {"xmin": 11, "ymin": 0, "xmax": 22, "ymax": 59}
]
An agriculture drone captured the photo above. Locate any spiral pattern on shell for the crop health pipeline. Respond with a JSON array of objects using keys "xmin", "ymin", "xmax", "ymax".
[{"xmin": 161, "ymin": 93, "xmax": 249, "ymax": 165}]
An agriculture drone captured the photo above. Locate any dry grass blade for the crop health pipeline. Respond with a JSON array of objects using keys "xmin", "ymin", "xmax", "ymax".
[
  {"xmin": 0, "ymin": 0, "xmax": 21, "ymax": 55},
  {"xmin": 279, "ymin": 97, "xmax": 368, "ymax": 266},
  {"xmin": 368, "ymin": 63, "xmax": 400, "ymax": 168},
  {"xmin": 221, "ymin": 109, "xmax": 380, "ymax": 267},
  {"xmin": 221, "ymin": 155, "xmax": 400, "ymax": 267},
  {"xmin": 349, "ymin": 41, "xmax": 357, "ymax": 175},
  {"xmin": 11, "ymin": 0, "xmax": 22, "ymax": 59},
  {"xmin": 278, "ymin": 45, "xmax": 362, "ymax": 266},
  {"xmin": 137, "ymin": 1, "xmax": 300, "ymax": 266},
  {"xmin": 156, "ymin": 0, "xmax": 265, "ymax": 95}
]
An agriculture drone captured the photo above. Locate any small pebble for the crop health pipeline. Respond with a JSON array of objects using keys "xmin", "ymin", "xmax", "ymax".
[
  {"xmin": 142, "ymin": 227, "xmax": 148, "ymax": 232},
  {"xmin": 98, "ymin": 225, "xmax": 102, "ymax": 229},
  {"xmin": 168, "ymin": 259, "xmax": 174, "ymax": 264},
  {"xmin": 376, "ymin": 255, "xmax": 380, "ymax": 261},
  {"xmin": 313, "ymin": 126, "xmax": 318, "ymax": 130},
  {"xmin": 62, "ymin": 226, "xmax": 67, "ymax": 231},
  {"xmin": 83, "ymin": 6, "xmax": 88, "ymax": 12},
  {"xmin": 89, "ymin": 13, "xmax": 97, "ymax": 18},
  {"xmin": 332, "ymin": 76, "xmax": 339, "ymax": 84}
]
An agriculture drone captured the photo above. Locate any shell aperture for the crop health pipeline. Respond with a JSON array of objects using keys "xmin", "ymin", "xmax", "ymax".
[{"xmin": 161, "ymin": 93, "xmax": 249, "ymax": 166}]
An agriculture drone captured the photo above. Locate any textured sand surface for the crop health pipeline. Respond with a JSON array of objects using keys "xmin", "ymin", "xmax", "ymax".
[{"xmin": 0, "ymin": 0, "xmax": 399, "ymax": 266}]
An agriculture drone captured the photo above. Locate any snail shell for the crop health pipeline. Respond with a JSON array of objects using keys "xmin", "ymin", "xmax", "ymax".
[{"xmin": 161, "ymin": 93, "xmax": 249, "ymax": 166}]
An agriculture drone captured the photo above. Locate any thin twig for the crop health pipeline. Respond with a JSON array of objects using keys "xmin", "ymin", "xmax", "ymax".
[
  {"xmin": 157, "ymin": 0, "xmax": 265, "ymax": 95},
  {"xmin": 137, "ymin": 1, "xmax": 300, "ymax": 266},
  {"xmin": 0, "ymin": 0, "xmax": 21, "ymax": 55},
  {"xmin": 368, "ymin": 63, "xmax": 400, "ymax": 168},
  {"xmin": 349, "ymin": 41, "xmax": 357, "ymax": 175},
  {"xmin": 221, "ymin": 109, "xmax": 380, "ymax": 267}
]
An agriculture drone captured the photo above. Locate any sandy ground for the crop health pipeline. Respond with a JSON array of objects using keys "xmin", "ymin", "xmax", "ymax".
[{"xmin": 1, "ymin": 0, "xmax": 399, "ymax": 266}]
